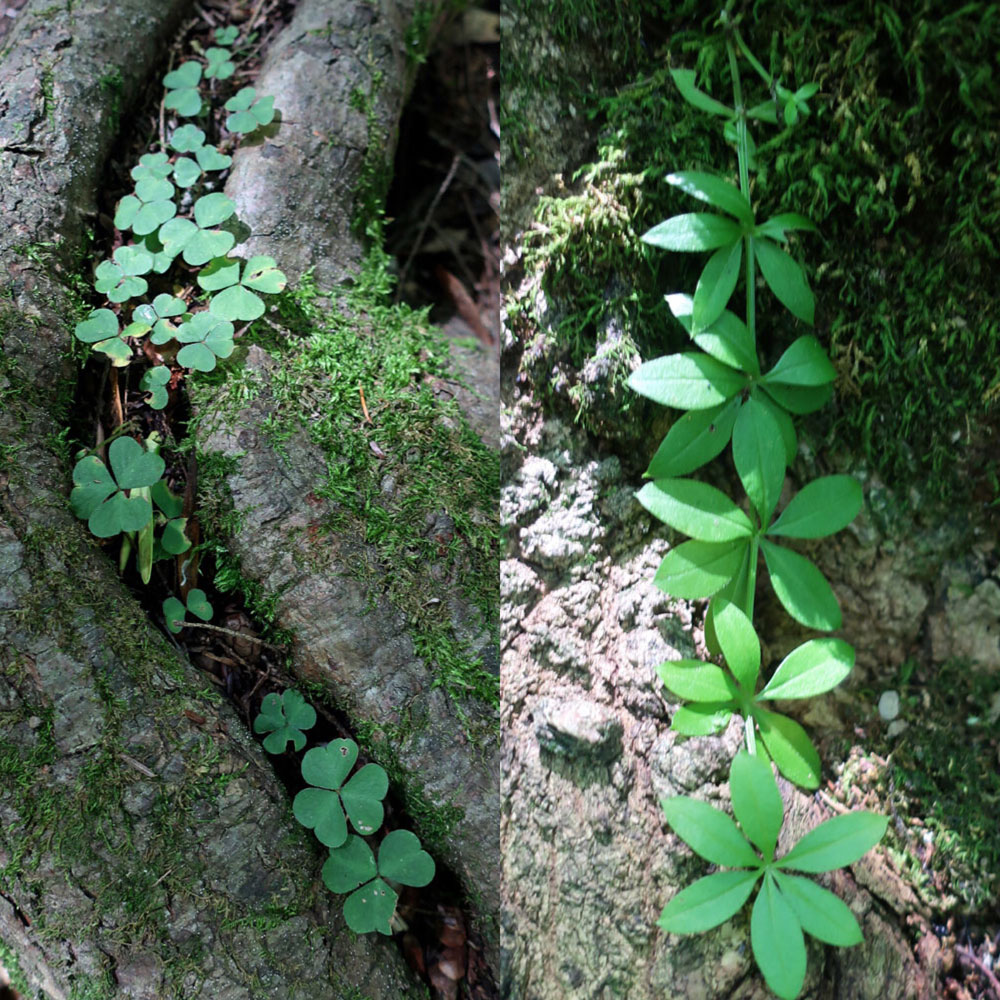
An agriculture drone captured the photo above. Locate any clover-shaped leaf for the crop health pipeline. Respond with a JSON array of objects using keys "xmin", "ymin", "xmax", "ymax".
[
  {"xmin": 205, "ymin": 47, "xmax": 235, "ymax": 80},
  {"xmin": 204, "ymin": 255, "xmax": 287, "ymax": 321},
  {"xmin": 175, "ymin": 312, "xmax": 235, "ymax": 372},
  {"xmin": 133, "ymin": 293, "xmax": 187, "ymax": 344},
  {"xmin": 131, "ymin": 152, "xmax": 173, "ymax": 183},
  {"xmin": 169, "ymin": 124, "xmax": 206, "ymax": 153},
  {"xmin": 158, "ymin": 216, "xmax": 235, "ymax": 267},
  {"xmin": 215, "ymin": 26, "xmax": 239, "ymax": 46},
  {"xmin": 195, "ymin": 144, "xmax": 232, "ymax": 173},
  {"xmin": 115, "ymin": 177, "xmax": 177, "ymax": 236},
  {"xmin": 162, "ymin": 587, "xmax": 213, "ymax": 634},
  {"xmin": 73, "ymin": 307, "xmax": 130, "ymax": 365},
  {"xmin": 137, "ymin": 231, "xmax": 174, "ymax": 274},
  {"xmin": 160, "ymin": 516, "xmax": 191, "ymax": 554},
  {"xmin": 224, "ymin": 86, "xmax": 275, "ymax": 133},
  {"xmin": 93, "ymin": 245, "xmax": 154, "ymax": 303},
  {"xmin": 293, "ymin": 740, "xmax": 388, "ymax": 847},
  {"xmin": 139, "ymin": 365, "xmax": 172, "ymax": 409},
  {"xmin": 173, "ymin": 157, "xmax": 202, "ymax": 188},
  {"xmin": 322, "ymin": 830, "xmax": 435, "ymax": 935},
  {"xmin": 70, "ymin": 437, "xmax": 164, "ymax": 538},
  {"xmin": 163, "ymin": 61, "xmax": 203, "ymax": 117},
  {"xmin": 151, "ymin": 479, "xmax": 183, "ymax": 519},
  {"xmin": 253, "ymin": 689, "xmax": 317, "ymax": 753}
]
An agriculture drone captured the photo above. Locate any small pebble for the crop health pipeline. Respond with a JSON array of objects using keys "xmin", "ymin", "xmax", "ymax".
[{"xmin": 878, "ymin": 689, "xmax": 900, "ymax": 721}]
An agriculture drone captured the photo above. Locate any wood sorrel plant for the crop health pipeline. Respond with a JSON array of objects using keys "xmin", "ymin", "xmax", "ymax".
[
  {"xmin": 69, "ymin": 26, "xmax": 284, "ymax": 629},
  {"xmin": 630, "ymin": 10, "xmax": 886, "ymax": 998}
]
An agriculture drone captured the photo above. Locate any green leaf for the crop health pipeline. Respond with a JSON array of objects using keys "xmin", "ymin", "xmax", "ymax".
[
  {"xmin": 637, "ymin": 479, "xmax": 753, "ymax": 542},
  {"xmin": 628, "ymin": 353, "xmax": 746, "ymax": 410},
  {"xmin": 341, "ymin": 764, "xmax": 389, "ymax": 836},
  {"xmin": 657, "ymin": 661, "xmax": 739, "ymax": 702},
  {"xmin": 761, "ymin": 380, "xmax": 832, "ymax": 415},
  {"xmin": 659, "ymin": 869, "xmax": 761, "ymax": 934},
  {"xmin": 665, "ymin": 294, "xmax": 759, "ymax": 374},
  {"xmin": 778, "ymin": 811, "xmax": 888, "ymax": 872},
  {"xmin": 768, "ymin": 476, "xmax": 862, "ymax": 538},
  {"xmin": 669, "ymin": 68, "xmax": 734, "ymax": 118},
  {"xmin": 670, "ymin": 703, "xmax": 733, "ymax": 735},
  {"xmin": 169, "ymin": 124, "xmax": 206, "ymax": 153},
  {"xmin": 772, "ymin": 871, "xmax": 863, "ymax": 946},
  {"xmin": 253, "ymin": 689, "xmax": 317, "ymax": 753},
  {"xmin": 165, "ymin": 87, "xmax": 202, "ymax": 117},
  {"xmin": 74, "ymin": 308, "xmax": 119, "ymax": 345},
  {"xmin": 109, "ymin": 436, "xmax": 164, "ymax": 490},
  {"xmin": 293, "ymin": 786, "xmax": 348, "ymax": 848},
  {"xmin": 646, "ymin": 398, "xmax": 740, "ymax": 478},
  {"xmin": 70, "ymin": 455, "xmax": 116, "ymax": 518},
  {"xmin": 661, "ymin": 797, "xmax": 761, "ymax": 868},
  {"xmin": 163, "ymin": 596, "xmax": 187, "ymax": 634},
  {"xmin": 746, "ymin": 99, "xmax": 779, "ymax": 124},
  {"xmin": 173, "ymin": 157, "xmax": 202, "ymax": 188},
  {"xmin": 242, "ymin": 255, "xmax": 287, "ymax": 293},
  {"xmin": 378, "ymin": 829, "xmax": 435, "ymax": 887},
  {"xmin": 343, "ymin": 878, "xmax": 397, "ymax": 935},
  {"xmin": 209, "ymin": 284, "xmax": 265, "ymax": 321},
  {"xmin": 730, "ymin": 751, "xmax": 783, "ymax": 861},
  {"xmin": 755, "ymin": 707, "xmax": 822, "ymax": 789},
  {"xmin": 140, "ymin": 366, "xmax": 171, "ymax": 409},
  {"xmin": 665, "ymin": 171, "xmax": 753, "ymax": 227},
  {"xmin": 163, "ymin": 61, "xmax": 202, "ymax": 89},
  {"xmin": 302, "ymin": 740, "xmax": 358, "ymax": 789},
  {"xmin": 131, "ymin": 152, "xmax": 172, "ymax": 182},
  {"xmin": 712, "ymin": 600, "xmax": 760, "ymax": 693},
  {"xmin": 184, "ymin": 229, "xmax": 236, "ymax": 267},
  {"xmin": 759, "ymin": 638, "xmax": 855, "ymax": 700},
  {"xmin": 195, "ymin": 144, "xmax": 232, "ymax": 172},
  {"xmin": 732, "ymin": 395, "xmax": 785, "ymax": 525},
  {"xmin": 224, "ymin": 86, "xmax": 275, "ymax": 133},
  {"xmin": 215, "ymin": 25, "xmax": 239, "ymax": 45},
  {"xmin": 754, "ymin": 213, "xmax": 818, "ymax": 242},
  {"xmin": 642, "ymin": 213, "xmax": 742, "ymax": 252},
  {"xmin": 160, "ymin": 517, "xmax": 191, "ymax": 554},
  {"xmin": 749, "ymin": 388, "xmax": 797, "ymax": 464},
  {"xmin": 194, "ymin": 192, "xmax": 236, "ymax": 228},
  {"xmin": 764, "ymin": 335, "xmax": 836, "ymax": 386},
  {"xmin": 176, "ymin": 312, "xmax": 235, "ymax": 372},
  {"xmin": 185, "ymin": 588, "xmax": 212, "ymax": 621},
  {"xmin": 205, "ymin": 47, "xmax": 235, "ymax": 80},
  {"xmin": 755, "ymin": 238, "xmax": 815, "ymax": 324},
  {"xmin": 760, "ymin": 538, "xmax": 841, "ymax": 630},
  {"xmin": 151, "ymin": 479, "xmax": 183, "ymax": 518},
  {"xmin": 653, "ymin": 539, "xmax": 746, "ymax": 599},
  {"xmin": 692, "ymin": 240, "xmax": 742, "ymax": 333},
  {"xmin": 322, "ymin": 835, "xmax": 377, "ymax": 893},
  {"xmin": 198, "ymin": 256, "xmax": 241, "ymax": 290},
  {"xmin": 751, "ymin": 873, "xmax": 807, "ymax": 1000}
]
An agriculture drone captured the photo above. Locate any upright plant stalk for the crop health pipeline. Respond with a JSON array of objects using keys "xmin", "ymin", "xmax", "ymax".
[{"xmin": 628, "ymin": 15, "xmax": 887, "ymax": 999}]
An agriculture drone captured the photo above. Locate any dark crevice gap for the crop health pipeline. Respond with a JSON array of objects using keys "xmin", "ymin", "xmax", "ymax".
[{"xmin": 63, "ymin": 2, "xmax": 488, "ymax": 995}]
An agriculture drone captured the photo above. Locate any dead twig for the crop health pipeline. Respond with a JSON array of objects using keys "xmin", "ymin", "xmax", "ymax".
[
  {"xmin": 358, "ymin": 382, "xmax": 372, "ymax": 424},
  {"xmin": 170, "ymin": 619, "xmax": 286, "ymax": 652},
  {"xmin": 396, "ymin": 153, "xmax": 460, "ymax": 301}
]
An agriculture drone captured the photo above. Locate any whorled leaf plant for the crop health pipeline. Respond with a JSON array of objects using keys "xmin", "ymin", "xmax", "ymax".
[
  {"xmin": 630, "ymin": 9, "xmax": 885, "ymax": 998},
  {"xmin": 69, "ymin": 25, "xmax": 285, "ymax": 625}
]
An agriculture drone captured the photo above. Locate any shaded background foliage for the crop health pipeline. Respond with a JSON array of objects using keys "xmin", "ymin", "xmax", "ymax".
[{"xmin": 505, "ymin": 0, "xmax": 1000, "ymax": 512}]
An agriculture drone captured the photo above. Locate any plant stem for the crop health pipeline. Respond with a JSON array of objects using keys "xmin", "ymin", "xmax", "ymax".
[{"xmin": 725, "ymin": 33, "xmax": 756, "ymax": 347}]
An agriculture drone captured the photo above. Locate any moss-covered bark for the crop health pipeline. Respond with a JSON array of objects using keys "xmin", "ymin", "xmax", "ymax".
[{"xmin": 0, "ymin": 1, "xmax": 431, "ymax": 996}]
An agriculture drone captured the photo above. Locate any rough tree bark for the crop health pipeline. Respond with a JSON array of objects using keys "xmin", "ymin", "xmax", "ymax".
[{"xmin": 0, "ymin": 0, "xmax": 493, "ymax": 996}]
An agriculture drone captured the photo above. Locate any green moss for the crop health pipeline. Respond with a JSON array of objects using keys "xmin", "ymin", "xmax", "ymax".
[
  {"xmin": 866, "ymin": 658, "xmax": 1000, "ymax": 916},
  {"xmin": 349, "ymin": 72, "xmax": 391, "ymax": 239}
]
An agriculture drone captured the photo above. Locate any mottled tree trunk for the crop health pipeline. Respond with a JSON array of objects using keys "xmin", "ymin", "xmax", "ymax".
[{"xmin": 0, "ymin": 1, "xmax": 439, "ymax": 996}]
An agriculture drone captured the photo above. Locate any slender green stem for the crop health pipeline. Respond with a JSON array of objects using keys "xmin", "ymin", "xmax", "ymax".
[
  {"xmin": 744, "ymin": 713, "xmax": 757, "ymax": 755},
  {"xmin": 734, "ymin": 29, "xmax": 772, "ymax": 88},
  {"xmin": 725, "ymin": 33, "xmax": 756, "ymax": 347}
]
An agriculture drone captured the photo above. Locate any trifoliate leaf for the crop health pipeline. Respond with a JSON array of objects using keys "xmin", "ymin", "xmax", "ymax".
[
  {"xmin": 321, "ymin": 835, "xmax": 377, "ymax": 894},
  {"xmin": 131, "ymin": 152, "xmax": 172, "ymax": 183},
  {"xmin": 204, "ymin": 47, "xmax": 235, "ymax": 80},
  {"xmin": 209, "ymin": 284, "xmax": 265, "ymax": 321},
  {"xmin": 173, "ymin": 157, "xmax": 202, "ymax": 188},
  {"xmin": 175, "ymin": 312, "xmax": 235, "ymax": 372},
  {"xmin": 185, "ymin": 588, "xmax": 212, "ymax": 621},
  {"xmin": 169, "ymin": 124, "xmax": 206, "ymax": 153},
  {"xmin": 163, "ymin": 61, "xmax": 202, "ymax": 90},
  {"xmin": 195, "ymin": 145, "xmax": 232, "ymax": 172},
  {"xmin": 163, "ymin": 596, "xmax": 187, "ymax": 634},
  {"xmin": 140, "ymin": 365, "xmax": 172, "ymax": 409},
  {"xmin": 74, "ymin": 308, "xmax": 119, "ymax": 345},
  {"xmin": 253, "ymin": 689, "xmax": 317, "ymax": 753},
  {"xmin": 108, "ymin": 435, "xmax": 165, "ymax": 490},
  {"xmin": 215, "ymin": 25, "xmax": 239, "ymax": 46}
]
